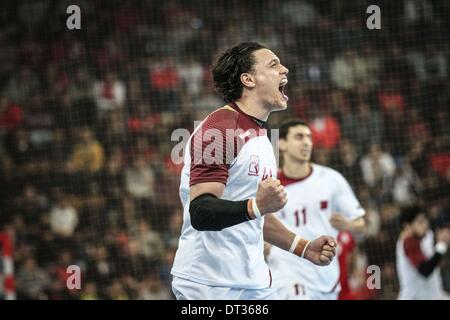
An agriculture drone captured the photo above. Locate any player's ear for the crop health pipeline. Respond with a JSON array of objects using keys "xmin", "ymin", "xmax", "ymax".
[{"xmin": 241, "ymin": 73, "xmax": 255, "ymax": 89}]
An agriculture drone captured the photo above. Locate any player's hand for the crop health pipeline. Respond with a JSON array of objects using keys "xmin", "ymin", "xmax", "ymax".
[
  {"xmin": 330, "ymin": 213, "xmax": 350, "ymax": 231},
  {"xmin": 437, "ymin": 228, "xmax": 450, "ymax": 244},
  {"xmin": 255, "ymin": 178, "xmax": 287, "ymax": 215},
  {"xmin": 303, "ymin": 236, "xmax": 336, "ymax": 266}
]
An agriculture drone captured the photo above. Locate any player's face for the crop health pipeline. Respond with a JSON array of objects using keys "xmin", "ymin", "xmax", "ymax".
[
  {"xmin": 411, "ymin": 214, "xmax": 429, "ymax": 237},
  {"xmin": 280, "ymin": 125, "xmax": 313, "ymax": 163},
  {"xmin": 251, "ymin": 49, "xmax": 289, "ymax": 111}
]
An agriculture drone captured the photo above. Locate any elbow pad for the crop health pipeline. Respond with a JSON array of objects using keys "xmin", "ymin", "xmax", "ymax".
[{"xmin": 189, "ymin": 193, "xmax": 251, "ymax": 231}]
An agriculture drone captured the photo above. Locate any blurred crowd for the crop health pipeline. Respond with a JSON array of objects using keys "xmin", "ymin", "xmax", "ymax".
[{"xmin": 0, "ymin": 0, "xmax": 449, "ymax": 299}]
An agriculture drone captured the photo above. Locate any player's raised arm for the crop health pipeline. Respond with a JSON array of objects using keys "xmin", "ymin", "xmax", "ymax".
[{"xmin": 264, "ymin": 213, "xmax": 337, "ymax": 266}]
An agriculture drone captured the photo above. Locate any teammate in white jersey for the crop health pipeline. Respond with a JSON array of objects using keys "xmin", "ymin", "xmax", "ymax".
[
  {"xmin": 396, "ymin": 205, "xmax": 450, "ymax": 300},
  {"xmin": 171, "ymin": 43, "xmax": 337, "ymax": 300},
  {"xmin": 266, "ymin": 120, "xmax": 366, "ymax": 300}
]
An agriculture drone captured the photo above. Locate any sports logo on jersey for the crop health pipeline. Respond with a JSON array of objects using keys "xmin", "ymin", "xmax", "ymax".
[{"xmin": 248, "ymin": 155, "xmax": 259, "ymax": 176}]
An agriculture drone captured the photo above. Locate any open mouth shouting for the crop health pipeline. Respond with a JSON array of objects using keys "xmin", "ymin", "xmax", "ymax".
[{"xmin": 279, "ymin": 78, "xmax": 288, "ymax": 101}]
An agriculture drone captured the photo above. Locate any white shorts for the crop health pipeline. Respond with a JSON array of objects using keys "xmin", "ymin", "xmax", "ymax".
[
  {"xmin": 274, "ymin": 278, "xmax": 339, "ymax": 300},
  {"xmin": 172, "ymin": 276, "xmax": 280, "ymax": 300}
]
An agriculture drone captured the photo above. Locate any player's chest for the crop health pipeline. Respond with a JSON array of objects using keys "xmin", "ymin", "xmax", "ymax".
[
  {"xmin": 230, "ymin": 138, "xmax": 277, "ymax": 182},
  {"xmin": 279, "ymin": 183, "xmax": 333, "ymax": 226}
]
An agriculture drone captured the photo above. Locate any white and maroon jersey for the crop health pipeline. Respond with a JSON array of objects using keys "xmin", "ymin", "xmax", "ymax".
[
  {"xmin": 396, "ymin": 230, "xmax": 445, "ymax": 299},
  {"xmin": 171, "ymin": 103, "xmax": 277, "ymax": 289},
  {"xmin": 267, "ymin": 164, "xmax": 365, "ymax": 294}
]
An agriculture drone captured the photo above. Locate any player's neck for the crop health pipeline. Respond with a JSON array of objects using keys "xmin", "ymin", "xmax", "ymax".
[
  {"xmin": 283, "ymin": 161, "xmax": 312, "ymax": 180},
  {"xmin": 234, "ymin": 98, "xmax": 270, "ymax": 121}
]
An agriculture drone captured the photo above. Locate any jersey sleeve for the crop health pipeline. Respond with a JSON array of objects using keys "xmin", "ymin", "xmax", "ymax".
[
  {"xmin": 189, "ymin": 110, "xmax": 239, "ymax": 186},
  {"xmin": 332, "ymin": 171, "xmax": 365, "ymax": 220}
]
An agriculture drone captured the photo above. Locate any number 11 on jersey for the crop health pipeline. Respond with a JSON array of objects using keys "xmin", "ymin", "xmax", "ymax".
[{"xmin": 294, "ymin": 208, "xmax": 307, "ymax": 226}]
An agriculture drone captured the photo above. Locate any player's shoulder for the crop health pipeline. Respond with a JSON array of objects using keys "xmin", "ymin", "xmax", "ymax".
[
  {"xmin": 401, "ymin": 232, "xmax": 422, "ymax": 253},
  {"xmin": 200, "ymin": 105, "xmax": 239, "ymax": 131},
  {"xmin": 312, "ymin": 163, "xmax": 343, "ymax": 179}
]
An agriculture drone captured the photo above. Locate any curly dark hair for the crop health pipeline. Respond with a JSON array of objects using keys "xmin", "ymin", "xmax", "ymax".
[{"xmin": 212, "ymin": 42, "xmax": 266, "ymax": 103}]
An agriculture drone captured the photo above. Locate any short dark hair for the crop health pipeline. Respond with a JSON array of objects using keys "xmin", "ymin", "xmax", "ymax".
[
  {"xmin": 399, "ymin": 205, "xmax": 426, "ymax": 225},
  {"xmin": 212, "ymin": 42, "xmax": 266, "ymax": 103},
  {"xmin": 279, "ymin": 119, "xmax": 310, "ymax": 140}
]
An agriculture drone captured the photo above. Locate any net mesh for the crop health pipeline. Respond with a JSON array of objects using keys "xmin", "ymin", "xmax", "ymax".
[{"xmin": 0, "ymin": 0, "xmax": 449, "ymax": 300}]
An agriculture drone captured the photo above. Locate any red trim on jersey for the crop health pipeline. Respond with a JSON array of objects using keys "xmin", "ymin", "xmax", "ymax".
[
  {"xmin": 277, "ymin": 164, "xmax": 314, "ymax": 187},
  {"xmin": 403, "ymin": 234, "xmax": 426, "ymax": 267},
  {"xmin": 337, "ymin": 231, "xmax": 355, "ymax": 299}
]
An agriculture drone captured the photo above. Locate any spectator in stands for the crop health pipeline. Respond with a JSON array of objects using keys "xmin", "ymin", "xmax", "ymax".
[
  {"xmin": 0, "ymin": 96, "xmax": 23, "ymax": 133},
  {"xmin": 66, "ymin": 127, "xmax": 105, "ymax": 174},
  {"xmin": 308, "ymin": 106, "xmax": 342, "ymax": 150},
  {"xmin": 392, "ymin": 163, "xmax": 422, "ymax": 206},
  {"xmin": 341, "ymin": 102, "xmax": 383, "ymax": 155},
  {"xmin": 138, "ymin": 273, "xmax": 172, "ymax": 300},
  {"xmin": 16, "ymin": 257, "xmax": 49, "ymax": 299},
  {"xmin": 48, "ymin": 128, "xmax": 71, "ymax": 177},
  {"xmin": 431, "ymin": 109, "xmax": 450, "ymax": 145},
  {"xmin": 330, "ymin": 49, "xmax": 370, "ymax": 91},
  {"xmin": 178, "ymin": 55, "xmax": 204, "ymax": 97},
  {"xmin": 297, "ymin": 48, "xmax": 330, "ymax": 88},
  {"xmin": 361, "ymin": 144, "xmax": 396, "ymax": 189},
  {"xmin": 68, "ymin": 68, "xmax": 97, "ymax": 126},
  {"xmin": 85, "ymin": 244, "xmax": 116, "ymax": 291},
  {"xmin": 4, "ymin": 67, "xmax": 38, "ymax": 105},
  {"xmin": 125, "ymin": 154, "xmax": 156, "ymax": 201},
  {"xmin": 149, "ymin": 57, "xmax": 181, "ymax": 112},
  {"xmin": 49, "ymin": 195, "xmax": 78, "ymax": 238},
  {"xmin": 14, "ymin": 184, "xmax": 49, "ymax": 225},
  {"xmin": 106, "ymin": 280, "xmax": 129, "ymax": 300},
  {"xmin": 93, "ymin": 72, "xmax": 126, "ymax": 119},
  {"xmin": 134, "ymin": 220, "xmax": 164, "ymax": 261},
  {"xmin": 332, "ymin": 139, "xmax": 363, "ymax": 188},
  {"xmin": 80, "ymin": 282, "xmax": 100, "ymax": 300}
]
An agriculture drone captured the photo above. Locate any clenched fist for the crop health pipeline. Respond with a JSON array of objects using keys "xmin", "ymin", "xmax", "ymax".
[
  {"xmin": 255, "ymin": 177, "xmax": 288, "ymax": 215},
  {"xmin": 303, "ymin": 236, "xmax": 336, "ymax": 266}
]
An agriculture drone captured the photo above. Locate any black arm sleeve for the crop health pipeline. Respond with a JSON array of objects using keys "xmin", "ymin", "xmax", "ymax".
[
  {"xmin": 417, "ymin": 252, "xmax": 444, "ymax": 278},
  {"xmin": 189, "ymin": 193, "xmax": 252, "ymax": 231}
]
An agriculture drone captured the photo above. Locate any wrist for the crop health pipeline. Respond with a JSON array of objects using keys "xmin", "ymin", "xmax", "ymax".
[
  {"xmin": 247, "ymin": 198, "xmax": 262, "ymax": 220},
  {"xmin": 289, "ymin": 235, "xmax": 310, "ymax": 258}
]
